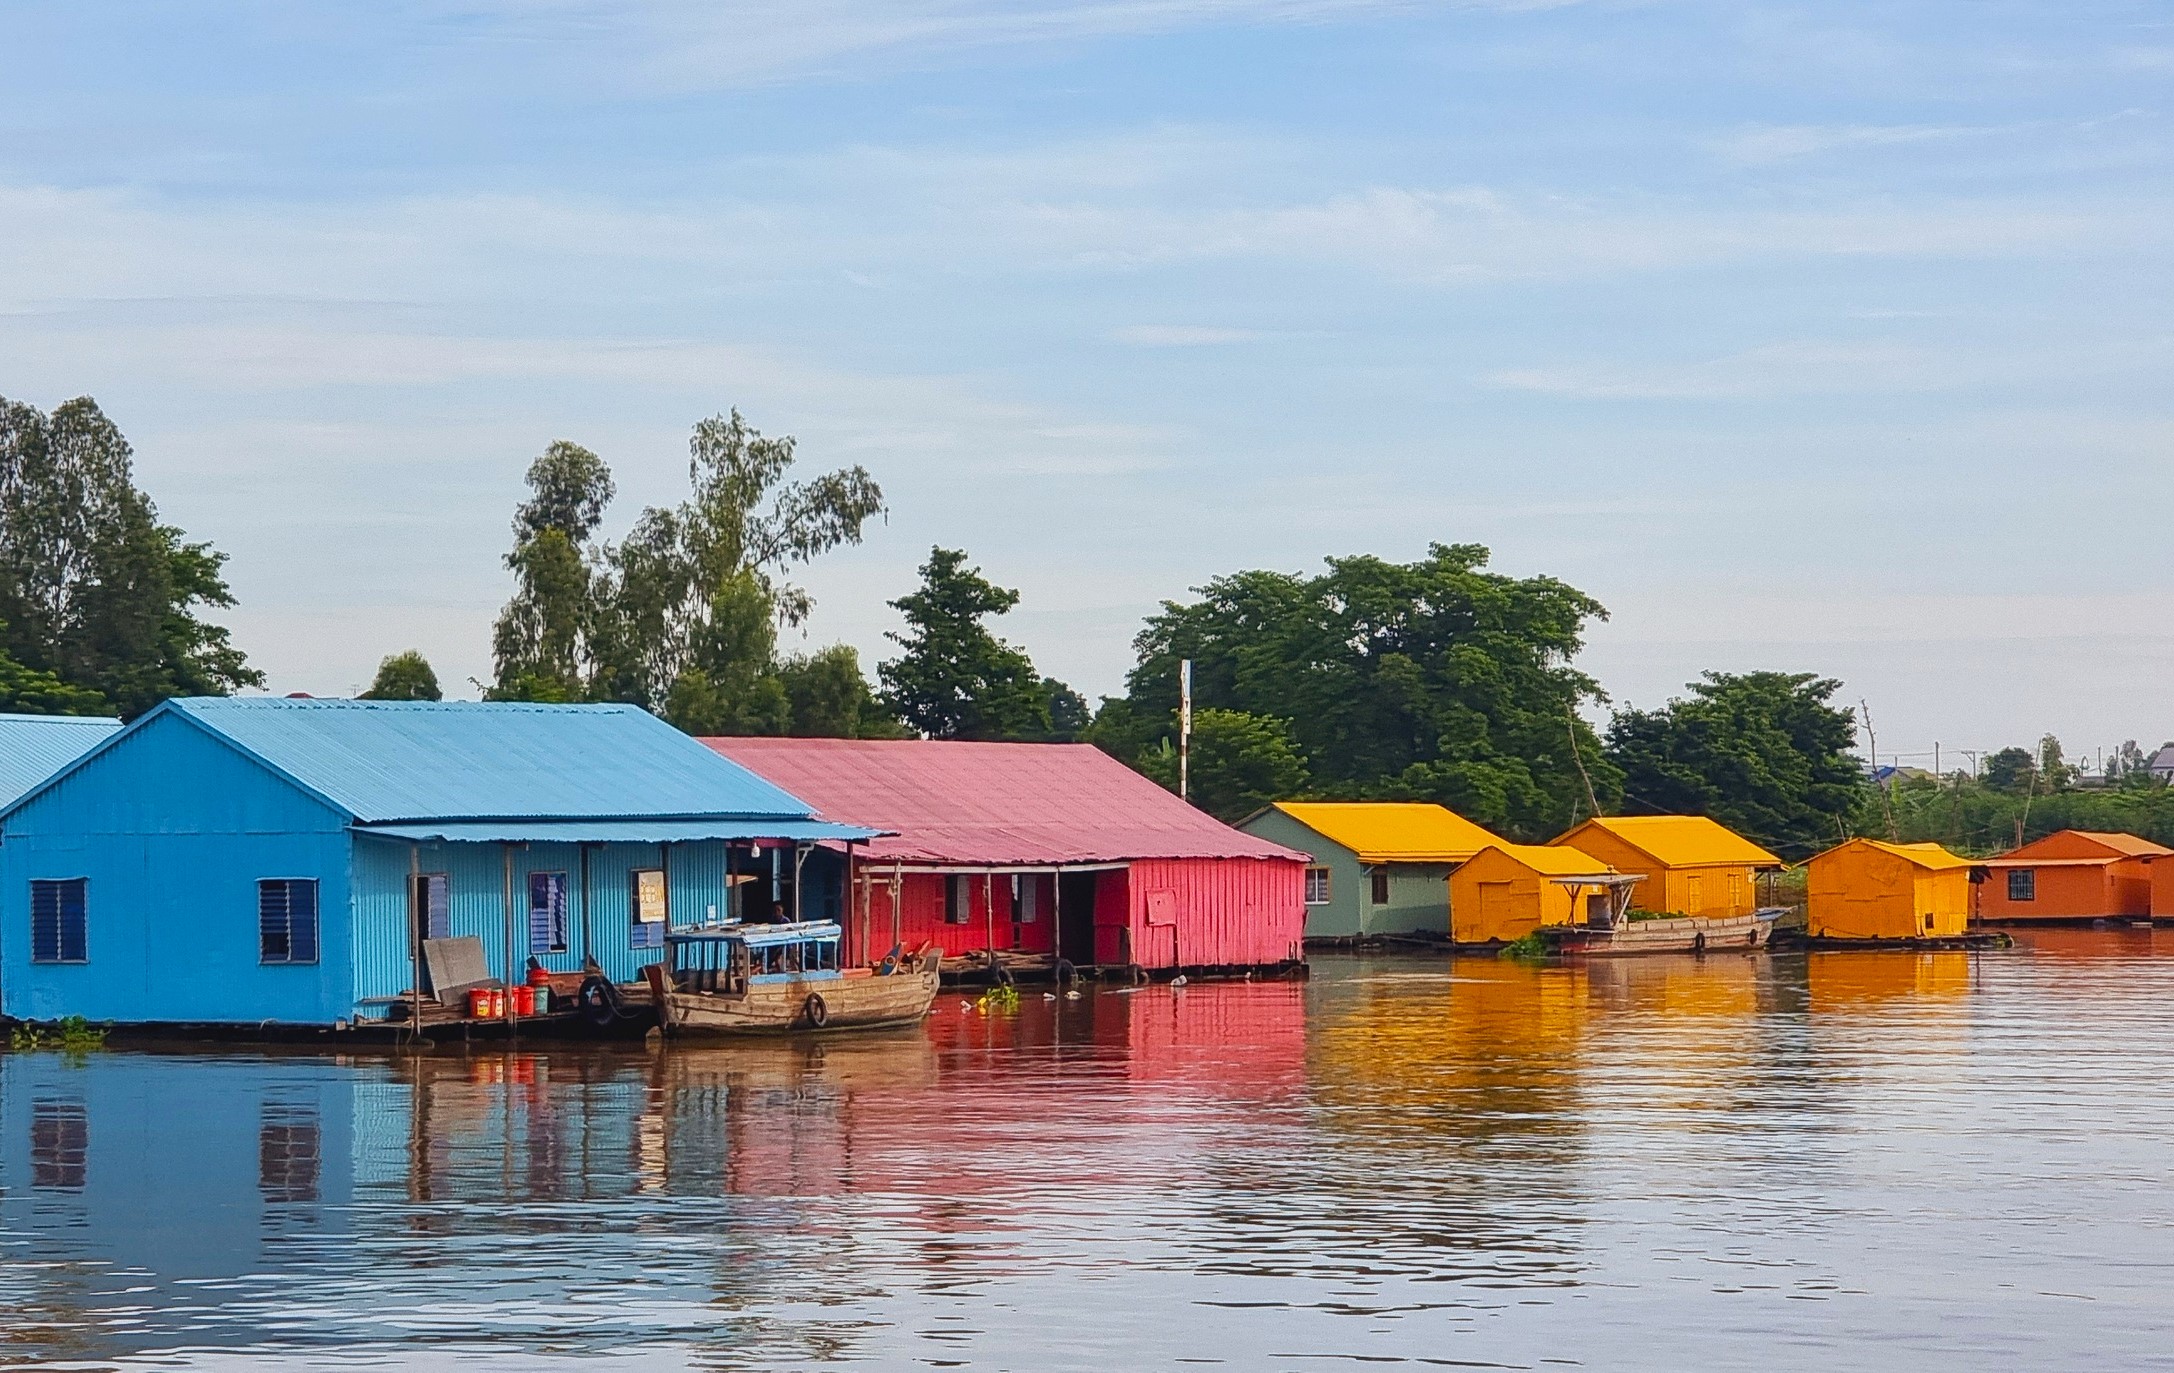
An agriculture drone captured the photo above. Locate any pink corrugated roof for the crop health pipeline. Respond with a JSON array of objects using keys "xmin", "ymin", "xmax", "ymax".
[{"xmin": 705, "ymin": 738, "xmax": 1307, "ymax": 866}]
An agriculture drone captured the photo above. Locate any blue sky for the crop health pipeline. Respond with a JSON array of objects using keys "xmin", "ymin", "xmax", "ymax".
[{"xmin": 2, "ymin": 1, "xmax": 2168, "ymax": 768}]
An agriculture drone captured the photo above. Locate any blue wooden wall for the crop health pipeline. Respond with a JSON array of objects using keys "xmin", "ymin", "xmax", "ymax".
[
  {"xmin": 350, "ymin": 835, "xmax": 741, "ymax": 998},
  {"xmin": 1, "ymin": 712, "xmax": 355, "ymax": 1024},
  {"xmin": 4, "ymin": 710, "xmax": 856, "ymax": 1025}
]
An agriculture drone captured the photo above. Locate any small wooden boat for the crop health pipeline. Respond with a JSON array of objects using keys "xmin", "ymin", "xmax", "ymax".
[
  {"xmin": 646, "ymin": 920, "xmax": 941, "ymax": 1037},
  {"xmin": 1545, "ymin": 908, "xmax": 1784, "ymax": 956},
  {"xmin": 1537, "ymin": 871, "xmax": 1783, "ymax": 956}
]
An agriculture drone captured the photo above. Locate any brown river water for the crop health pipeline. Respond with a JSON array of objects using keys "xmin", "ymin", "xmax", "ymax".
[{"xmin": 4, "ymin": 934, "xmax": 2174, "ymax": 1370}]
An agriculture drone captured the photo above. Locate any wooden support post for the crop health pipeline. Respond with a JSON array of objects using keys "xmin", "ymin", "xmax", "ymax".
[
  {"xmin": 409, "ymin": 843, "xmax": 422, "ymax": 1041},
  {"xmin": 501, "ymin": 843, "xmax": 516, "ymax": 1027}
]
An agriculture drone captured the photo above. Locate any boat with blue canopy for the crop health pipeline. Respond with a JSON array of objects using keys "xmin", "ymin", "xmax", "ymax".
[{"xmin": 644, "ymin": 919, "xmax": 942, "ymax": 1035}]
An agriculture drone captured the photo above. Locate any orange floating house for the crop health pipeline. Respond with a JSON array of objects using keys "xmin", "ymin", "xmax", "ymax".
[
  {"xmin": 1447, "ymin": 843, "xmax": 1624, "ymax": 944},
  {"xmin": 1549, "ymin": 815, "xmax": 1781, "ymax": 919},
  {"xmin": 1805, "ymin": 838, "xmax": 1980, "ymax": 940},
  {"xmin": 1977, "ymin": 830, "xmax": 2168, "ymax": 922}
]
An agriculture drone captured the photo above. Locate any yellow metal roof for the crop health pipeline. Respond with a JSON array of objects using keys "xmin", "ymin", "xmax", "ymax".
[
  {"xmin": 1556, "ymin": 815, "xmax": 1781, "ymax": 868},
  {"xmin": 1272, "ymin": 802, "xmax": 1505, "ymax": 864},
  {"xmin": 1476, "ymin": 842, "xmax": 1619, "ymax": 877},
  {"xmin": 1825, "ymin": 838, "xmax": 1979, "ymax": 872}
]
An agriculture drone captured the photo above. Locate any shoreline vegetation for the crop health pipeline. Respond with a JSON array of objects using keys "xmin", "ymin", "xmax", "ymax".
[{"xmin": 2, "ymin": 394, "xmax": 2154, "ymax": 863}]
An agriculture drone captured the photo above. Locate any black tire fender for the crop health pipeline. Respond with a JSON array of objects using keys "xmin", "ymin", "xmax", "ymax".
[{"xmin": 803, "ymin": 992, "xmax": 829, "ymax": 1029}]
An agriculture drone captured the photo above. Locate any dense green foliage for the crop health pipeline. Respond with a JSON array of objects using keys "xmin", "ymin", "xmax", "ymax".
[
  {"xmin": 1094, "ymin": 543, "xmax": 1615, "ymax": 838},
  {"xmin": 1886, "ymin": 760, "xmax": 2174, "ymax": 855},
  {"xmin": 360, "ymin": 651, "xmax": 443, "ymax": 701},
  {"xmin": 0, "ymin": 395, "xmax": 260, "ymax": 717},
  {"xmin": 488, "ymin": 413, "xmax": 897, "ymax": 737},
  {"xmin": 878, "ymin": 547, "xmax": 1083, "ymax": 741},
  {"xmin": 1132, "ymin": 707, "xmax": 1310, "ymax": 822},
  {"xmin": 1604, "ymin": 672, "xmax": 1864, "ymax": 860}
]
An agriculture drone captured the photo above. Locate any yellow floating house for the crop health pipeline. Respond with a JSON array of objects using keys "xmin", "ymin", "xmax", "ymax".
[
  {"xmin": 1448, "ymin": 843, "xmax": 1623, "ymax": 945},
  {"xmin": 1805, "ymin": 838, "xmax": 1980, "ymax": 940},
  {"xmin": 1550, "ymin": 815, "xmax": 1781, "ymax": 918}
]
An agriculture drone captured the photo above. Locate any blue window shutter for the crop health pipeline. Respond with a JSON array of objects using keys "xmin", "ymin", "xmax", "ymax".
[
  {"xmin": 291, "ymin": 881, "xmax": 318, "ymax": 964},
  {"xmin": 30, "ymin": 879, "xmax": 85, "ymax": 964},
  {"xmin": 424, "ymin": 874, "xmax": 450, "ymax": 940},
  {"xmin": 528, "ymin": 873, "xmax": 568, "ymax": 955},
  {"xmin": 260, "ymin": 881, "xmax": 290, "ymax": 962},
  {"xmin": 259, "ymin": 879, "xmax": 319, "ymax": 965},
  {"xmin": 60, "ymin": 881, "xmax": 85, "ymax": 963}
]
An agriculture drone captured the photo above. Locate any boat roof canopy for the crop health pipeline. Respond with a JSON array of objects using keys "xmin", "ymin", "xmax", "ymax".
[{"xmin": 667, "ymin": 919, "xmax": 842, "ymax": 948}]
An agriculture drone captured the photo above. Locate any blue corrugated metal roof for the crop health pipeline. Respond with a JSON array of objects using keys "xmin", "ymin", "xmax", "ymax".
[
  {"xmin": 358, "ymin": 818, "xmax": 881, "ymax": 844},
  {"xmin": 0, "ymin": 713, "xmax": 122, "ymax": 808},
  {"xmin": 138, "ymin": 697, "xmax": 830, "ymax": 824}
]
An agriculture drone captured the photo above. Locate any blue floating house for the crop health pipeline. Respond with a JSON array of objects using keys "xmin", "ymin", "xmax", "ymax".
[
  {"xmin": 0, "ymin": 697, "xmax": 876, "ymax": 1027},
  {"xmin": 0, "ymin": 713, "xmax": 123, "ymax": 808}
]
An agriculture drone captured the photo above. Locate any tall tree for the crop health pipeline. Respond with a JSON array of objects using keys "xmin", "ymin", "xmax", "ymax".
[
  {"xmin": 879, "ymin": 547, "xmax": 1080, "ymax": 741},
  {"xmin": 0, "ymin": 395, "xmax": 260, "ymax": 716},
  {"xmin": 488, "ymin": 413, "xmax": 885, "ymax": 730},
  {"xmin": 491, "ymin": 441, "xmax": 613, "ymax": 702},
  {"xmin": 1604, "ymin": 671, "xmax": 1863, "ymax": 859},
  {"xmin": 778, "ymin": 644, "xmax": 904, "ymax": 738},
  {"xmin": 1107, "ymin": 543, "xmax": 1614, "ymax": 837},
  {"xmin": 360, "ymin": 651, "xmax": 442, "ymax": 701}
]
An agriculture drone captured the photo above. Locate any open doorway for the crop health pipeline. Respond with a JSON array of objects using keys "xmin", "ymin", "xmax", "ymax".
[{"xmin": 1057, "ymin": 871, "xmax": 1099, "ymax": 966}]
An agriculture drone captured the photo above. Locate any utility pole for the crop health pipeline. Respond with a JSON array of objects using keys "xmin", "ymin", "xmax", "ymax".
[
  {"xmin": 1178, "ymin": 658, "xmax": 1193, "ymax": 803},
  {"xmin": 1861, "ymin": 700, "xmax": 1898, "ymax": 841}
]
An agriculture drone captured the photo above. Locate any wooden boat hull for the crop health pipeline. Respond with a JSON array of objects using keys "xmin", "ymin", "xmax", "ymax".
[
  {"xmin": 1546, "ymin": 912, "xmax": 1773, "ymax": 957},
  {"xmin": 660, "ymin": 967, "xmax": 941, "ymax": 1037}
]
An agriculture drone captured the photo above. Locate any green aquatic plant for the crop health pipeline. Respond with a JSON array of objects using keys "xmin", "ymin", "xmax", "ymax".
[
  {"xmin": 8, "ymin": 1016, "xmax": 108, "ymax": 1053},
  {"xmin": 974, "ymin": 985, "xmax": 1022, "ymax": 1016},
  {"xmin": 1497, "ymin": 931, "xmax": 1551, "ymax": 962}
]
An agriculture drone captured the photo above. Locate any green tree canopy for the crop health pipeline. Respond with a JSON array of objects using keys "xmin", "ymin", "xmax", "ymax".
[
  {"xmin": 879, "ymin": 547, "xmax": 1081, "ymax": 741},
  {"xmin": 488, "ymin": 413, "xmax": 886, "ymax": 736},
  {"xmin": 1982, "ymin": 746, "xmax": 2035, "ymax": 794},
  {"xmin": 1133, "ymin": 708, "xmax": 1310, "ymax": 822},
  {"xmin": 1603, "ymin": 671, "xmax": 1864, "ymax": 860},
  {"xmin": 778, "ymin": 644, "xmax": 905, "ymax": 738},
  {"xmin": 1103, "ymin": 543, "xmax": 1614, "ymax": 837},
  {"xmin": 0, "ymin": 395, "xmax": 260, "ymax": 717},
  {"xmin": 360, "ymin": 650, "xmax": 443, "ymax": 701}
]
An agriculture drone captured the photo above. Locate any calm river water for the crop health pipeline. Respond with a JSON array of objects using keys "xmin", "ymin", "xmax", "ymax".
[{"xmin": 5, "ymin": 936, "xmax": 2174, "ymax": 1370}]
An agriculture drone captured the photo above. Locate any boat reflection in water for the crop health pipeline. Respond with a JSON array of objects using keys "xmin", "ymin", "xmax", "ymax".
[{"xmin": 5, "ymin": 948, "xmax": 2174, "ymax": 1370}]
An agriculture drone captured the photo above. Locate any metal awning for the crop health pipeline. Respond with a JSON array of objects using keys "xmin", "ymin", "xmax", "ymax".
[{"xmin": 355, "ymin": 818, "xmax": 884, "ymax": 845}]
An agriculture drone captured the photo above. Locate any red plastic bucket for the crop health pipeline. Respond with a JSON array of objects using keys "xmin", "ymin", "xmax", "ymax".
[
  {"xmin": 511, "ymin": 986, "xmax": 535, "ymax": 1017},
  {"xmin": 469, "ymin": 988, "xmax": 493, "ymax": 1019}
]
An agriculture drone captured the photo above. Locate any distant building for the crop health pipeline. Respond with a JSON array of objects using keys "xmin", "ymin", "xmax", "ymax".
[
  {"xmin": 1236, "ymin": 802, "xmax": 1504, "ymax": 942},
  {"xmin": 709, "ymin": 738, "xmax": 1309, "ymax": 975},
  {"xmin": 1549, "ymin": 815, "xmax": 1782, "ymax": 919},
  {"xmin": 0, "ymin": 698, "xmax": 870, "ymax": 1026},
  {"xmin": 1979, "ymin": 830, "xmax": 2169, "ymax": 922},
  {"xmin": 0, "ymin": 713, "xmax": 121, "ymax": 809},
  {"xmin": 2150, "ymin": 746, "xmax": 2174, "ymax": 782},
  {"xmin": 1805, "ymin": 838, "xmax": 1980, "ymax": 940},
  {"xmin": 1447, "ymin": 843, "xmax": 1621, "ymax": 945}
]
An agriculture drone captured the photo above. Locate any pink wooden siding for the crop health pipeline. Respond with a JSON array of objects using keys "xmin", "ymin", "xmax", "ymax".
[
  {"xmin": 853, "ymin": 870, "xmax": 1059, "ymax": 960},
  {"xmin": 1125, "ymin": 857, "xmax": 1306, "ymax": 969}
]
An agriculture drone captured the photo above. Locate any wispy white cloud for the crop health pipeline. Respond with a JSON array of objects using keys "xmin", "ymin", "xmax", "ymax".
[
  {"xmin": 1712, "ymin": 122, "xmax": 1979, "ymax": 165},
  {"xmin": 423, "ymin": 0, "xmax": 1577, "ymax": 90},
  {"xmin": 1482, "ymin": 337, "xmax": 2174, "ymax": 401},
  {"xmin": 1110, "ymin": 324, "xmax": 1271, "ymax": 345}
]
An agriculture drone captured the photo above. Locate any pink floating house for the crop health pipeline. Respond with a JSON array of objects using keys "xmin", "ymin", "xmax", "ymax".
[{"xmin": 704, "ymin": 738, "xmax": 1309, "ymax": 978}]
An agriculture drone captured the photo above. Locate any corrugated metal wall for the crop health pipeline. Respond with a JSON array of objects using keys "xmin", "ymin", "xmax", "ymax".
[
  {"xmin": 850, "ymin": 870, "xmax": 1059, "ymax": 961},
  {"xmin": 352, "ymin": 836, "xmax": 752, "ymax": 1001},
  {"xmin": 1125, "ymin": 857, "xmax": 1305, "ymax": 969},
  {"xmin": 1, "ymin": 712, "xmax": 356, "ymax": 1025}
]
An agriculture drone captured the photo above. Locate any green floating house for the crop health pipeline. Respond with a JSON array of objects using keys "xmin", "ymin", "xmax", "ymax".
[{"xmin": 1237, "ymin": 802, "xmax": 1505, "ymax": 942}]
